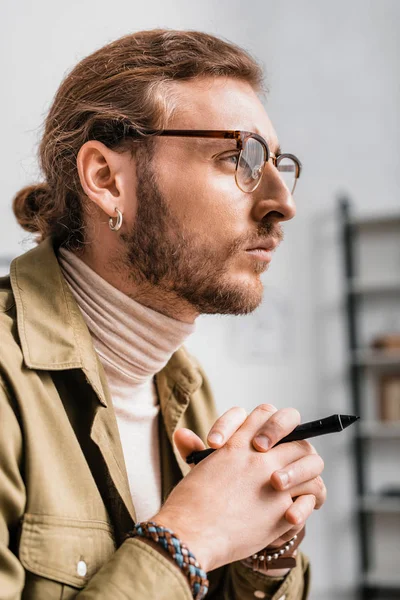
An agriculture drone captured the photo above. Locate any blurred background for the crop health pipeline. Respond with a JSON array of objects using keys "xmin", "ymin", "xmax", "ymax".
[{"xmin": 1, "ymin": 1, "xmax": 399, "ymax": 598}]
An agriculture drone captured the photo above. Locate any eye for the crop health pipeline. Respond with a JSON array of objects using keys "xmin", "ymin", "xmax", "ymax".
[{"xmin": 215, "ymin": 151, "xmax": 240, "ymax": 166}]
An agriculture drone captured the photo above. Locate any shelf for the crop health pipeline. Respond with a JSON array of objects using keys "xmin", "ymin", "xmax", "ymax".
[
  {"xmin": 347, "ymin": 279, "xmax": 400, "ymax": 296},
  {"xmin": 340, "ymin": 200, "xmax": 400, "ymax": 590},
  {"xmin": 358, "ymin": 421, "xmax": 400, "ymax": 438},
  {"xmin": 352, "ymin": 349, "xmax": 400, "ymax": 368},
  {"xmin": 363, "ymin": 570, "xmax": 400, "ymax": 589},
  {"xmin": 359, "ymin": 495, "xmax": 400, "ymax": 513},
  {"xmin": 349, "ymin": 212, "xmax": 400, "ymax": 230}
]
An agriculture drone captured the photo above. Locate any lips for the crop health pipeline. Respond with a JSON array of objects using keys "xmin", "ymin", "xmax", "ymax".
[{"xmin": 245, "ymin": 239, "xmax": 278, "ymax": 252}]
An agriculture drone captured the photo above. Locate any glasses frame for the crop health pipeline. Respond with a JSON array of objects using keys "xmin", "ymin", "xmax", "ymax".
[{"xmin": 124, "ymin": 129, "xmax": 302, "ymax": 194}]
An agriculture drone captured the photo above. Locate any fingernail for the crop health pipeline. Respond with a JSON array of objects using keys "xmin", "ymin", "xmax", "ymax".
[
  {"xmin": 276, "ymin": 471, "xmax": 289, "ymax": 488},
  {"xmin": 254, "ymin": 435, "xmax": 270, "ymax": 450},
  {"xmin": 208, "ymin": 432, "xmax": 223, "ymax": 445}
]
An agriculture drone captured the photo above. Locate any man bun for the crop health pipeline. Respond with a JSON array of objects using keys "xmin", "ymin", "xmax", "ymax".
[{"xmin": 12, "ymin": 183, "xmax": 53, "ymax": 239}]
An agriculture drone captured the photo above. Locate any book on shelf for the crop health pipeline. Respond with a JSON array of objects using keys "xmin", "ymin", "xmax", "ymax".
[
  {"xmin": 371, "ymin": 333, "xmax": 400, "ymax": 351},
  {"xmin": 378, "ymin": 374, "xmax": 400, "ymax": 421},
  {"xmin": 371, "ymin": 334, "xmax": 400, "ymax": 422}
]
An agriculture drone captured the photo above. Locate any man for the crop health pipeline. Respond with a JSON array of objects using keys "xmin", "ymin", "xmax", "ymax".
[{"xmin": 1, "ymin": 30, "xmax": 326, "ymax": 599}]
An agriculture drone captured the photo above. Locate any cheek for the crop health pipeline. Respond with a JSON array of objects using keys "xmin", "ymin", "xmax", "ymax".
[
  {"xmin": 121, "ymin": 163, "xmax": 139, "ymax": 226},
  {"xmin": 157, "ymin": 155, "xmax": 250, "ymax": 242}
]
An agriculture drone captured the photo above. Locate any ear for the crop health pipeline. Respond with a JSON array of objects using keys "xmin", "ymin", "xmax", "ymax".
[{"xmin": 76, "ymin": 140, "xmax": 128, "ymax": 218}]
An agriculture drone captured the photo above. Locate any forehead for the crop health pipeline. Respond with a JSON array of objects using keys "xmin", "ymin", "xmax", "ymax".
[{"xmin": 166, "ymin": 77, "xmax": 279, "ymax": 150}]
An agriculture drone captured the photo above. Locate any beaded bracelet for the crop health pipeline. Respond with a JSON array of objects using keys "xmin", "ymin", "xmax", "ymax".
[
  {"xmin": 243, "ymin": 527, "xmax": 305, "ymax": 574},
  {"xmin": 253, "ymin": 533, "xmax": 298, "ymax": 562},
  {"xmin": 129, "ymin": 521, "xmax": 209, "ymax": 600}
]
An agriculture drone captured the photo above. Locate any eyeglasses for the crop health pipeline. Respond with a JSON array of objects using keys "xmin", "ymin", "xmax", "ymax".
[{"xmin": 124, "ymin": 129, "xmax": 302, "ymax": 194}]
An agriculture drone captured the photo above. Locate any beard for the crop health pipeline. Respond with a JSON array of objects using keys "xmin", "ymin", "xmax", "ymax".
[{"xmin": 120, "ymin": 147, "xmax": 282, "ymax": 316}]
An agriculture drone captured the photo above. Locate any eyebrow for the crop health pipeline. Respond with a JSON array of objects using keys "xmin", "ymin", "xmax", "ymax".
[
  {"xmin": 198, "ymin": 133, "xmax": 281, "ymax": 154},
  {"xmin": 192, "ymin": 138, "xmax": 237, "ymax": 153},
  {"xmin": 203, "ymin": 137, "xmax": 282, "ymax": 158}
]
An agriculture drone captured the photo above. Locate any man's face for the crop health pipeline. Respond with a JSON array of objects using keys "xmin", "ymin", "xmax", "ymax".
[{"xmin": 121, "ymin": 77, "xmax": 296, "ymax": 316}]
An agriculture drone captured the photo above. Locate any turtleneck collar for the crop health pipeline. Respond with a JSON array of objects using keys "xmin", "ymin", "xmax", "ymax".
[{"xmin": 57, "ymin": 248, "xmax": 195, "ymax": 386}]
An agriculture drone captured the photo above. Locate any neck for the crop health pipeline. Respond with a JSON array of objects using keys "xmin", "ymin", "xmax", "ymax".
[
  {"xmin": 58, "ymin": 247, "xmax": 196, "ymax": 385},
  {"xmin": 78, "ymin": 245, "xmax": 199, "ymax": 325}
]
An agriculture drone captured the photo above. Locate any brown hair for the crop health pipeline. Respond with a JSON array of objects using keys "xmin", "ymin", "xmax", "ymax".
[{"xmin": 13, "ymin": 29, "xmax": 264, "ymax": 249}]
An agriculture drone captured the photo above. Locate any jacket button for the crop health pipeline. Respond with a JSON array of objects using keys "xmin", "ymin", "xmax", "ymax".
[
  {"xmin": 254, "ymin": 592, "xmax": 266, "ymax": 599},
  {"xmin": 77, "ymin": 560, "xmax": 87, "ymax": 577}
]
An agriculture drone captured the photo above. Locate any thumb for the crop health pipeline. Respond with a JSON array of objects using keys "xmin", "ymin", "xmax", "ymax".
[{"xmin": 173, "ymin": 428, "xmax": 206, "ymax": 470}]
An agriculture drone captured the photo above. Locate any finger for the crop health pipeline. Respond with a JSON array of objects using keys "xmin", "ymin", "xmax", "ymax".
[
  {"xmin": 252, "ymin": 408, "xmax": 301, "ymax": 452},
  {"xmin": 266, "ymin": 439, "xmax": 317, "ymax": 474},
  {"xmin": 207, "ymin": 406, "xmax": 247, "ymax": 448},
  {"xmin": 267, "ymin": 525, "xmax": 305, "ymax": 547},
  {"xmin": 225, "ymin": 403, "xmax": 278, "ymax": 449},
  {"xmin": 270, "ymin": 453, "xmax": 324, "ymax": 491},
  {"xmin": 173, "ymin": 428, "xmax": 205, "ymax": 470},
  {"xmin": 285, "ymin": 494, "xmax": 316, "ymax": 526},
  {"xmin": 279, "ymin": 476, "xmax": 327, "ymax": 510}
]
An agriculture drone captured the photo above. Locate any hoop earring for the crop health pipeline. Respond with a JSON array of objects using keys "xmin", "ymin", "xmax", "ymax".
[{"xmin": 109, "ymin": 207, "xmax": 123, "ymax": 232}]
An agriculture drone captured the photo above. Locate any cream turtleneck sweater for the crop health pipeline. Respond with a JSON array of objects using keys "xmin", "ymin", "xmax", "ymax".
[{"xmin": 58, "ymin": 248, "xmax": 195, "ymax": 522}]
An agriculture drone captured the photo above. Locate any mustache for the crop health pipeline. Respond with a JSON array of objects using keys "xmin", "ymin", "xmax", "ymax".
[
  {"xmin": 229, "ymin": 222, "xmax": 284, "ymax": 256},
  {"xmin": 256, "ymin": 221, "xmax": 284, "ymax": 244}
]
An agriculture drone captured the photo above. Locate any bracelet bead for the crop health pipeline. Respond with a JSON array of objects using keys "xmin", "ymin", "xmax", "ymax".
[{"xmin": 251, "ymin": 533, "xmax": 298, "ymax": 564}]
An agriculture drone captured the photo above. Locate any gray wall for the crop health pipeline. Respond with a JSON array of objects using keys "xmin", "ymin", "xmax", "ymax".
[{"xmin": 2, "ymin": 1, "xmax": 400, "ymax": 598}]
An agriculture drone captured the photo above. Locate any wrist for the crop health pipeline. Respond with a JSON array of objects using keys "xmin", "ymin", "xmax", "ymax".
[
  {"xmin": 130, "ymin": 520, "xmax": 209, "ymax": 599},
  {"xmin": 242, "ymin": 528, "xmax": 304, "ymax": 576},
  {"xmin": 151, "ymin": 512, "xmax": 212, "ymax": 573},
  {"xmin": 138, "ymin": 537, "xmax": 182, "ymax": 570}
]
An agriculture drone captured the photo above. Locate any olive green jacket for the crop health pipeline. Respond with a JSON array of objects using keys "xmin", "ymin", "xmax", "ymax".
[{"xmin": 0, "ymin": 239, "xmax": 310, "ymax": 600}]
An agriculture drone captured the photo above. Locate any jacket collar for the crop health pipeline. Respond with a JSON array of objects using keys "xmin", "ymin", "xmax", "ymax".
[
  {"xmin": 10, "ymin": 238, "xmax": 108, "ymax": 406},
  {"xmin": 10, "ymin": 238, "xmax": 203, "ymax": 406}
]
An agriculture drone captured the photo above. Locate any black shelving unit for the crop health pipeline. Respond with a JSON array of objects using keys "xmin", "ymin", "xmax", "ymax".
[{"xmin": 339, "ymin": 199, "xmax": 400, "ymax": 600}]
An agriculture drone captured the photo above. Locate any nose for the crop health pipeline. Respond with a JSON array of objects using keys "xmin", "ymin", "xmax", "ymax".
[{"xmin": 250, "ymin": 163, "xmax": 296, "ymax": 224}]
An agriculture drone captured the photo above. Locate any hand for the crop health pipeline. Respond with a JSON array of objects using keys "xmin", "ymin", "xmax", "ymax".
[
  {"xmin": 151, "ymin": 404, "xmax": 325, "ymax": 573},
  {"xmin": 174, "ymin": 405, "xmax": 326, "ymax": 549}
]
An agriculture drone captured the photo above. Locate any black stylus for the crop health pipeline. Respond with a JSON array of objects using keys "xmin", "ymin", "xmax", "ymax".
[{"xmin": 186, "ymin": 413, "xmax": 359, "ymax": 465}]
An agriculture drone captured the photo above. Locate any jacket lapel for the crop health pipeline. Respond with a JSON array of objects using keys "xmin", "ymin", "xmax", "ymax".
[
  {"xmin": 90, "ymin": 363, "xmax": 137, "ymax": 523},
  {"xmin": 156, "ymin": 347, "xmax": 203, "ymax": 498}
]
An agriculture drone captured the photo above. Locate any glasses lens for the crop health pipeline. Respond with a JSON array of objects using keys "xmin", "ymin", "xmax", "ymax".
[
  {"xmin": 236, "ymin": 137, "xmax": 266, "ymax": 192},
  {"xmin": 276, "ymin": 155, "xmax": 298, "ymax": 194}
]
